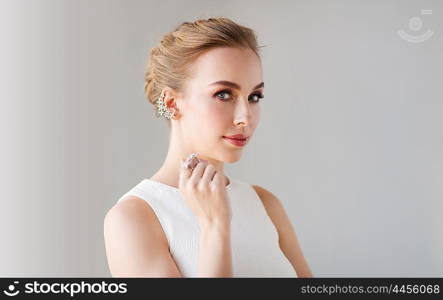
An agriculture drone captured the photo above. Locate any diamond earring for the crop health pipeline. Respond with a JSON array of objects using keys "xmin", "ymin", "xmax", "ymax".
[{"xmin": 154, "ymin": 93, "xmax": 176, "ymax": 120}]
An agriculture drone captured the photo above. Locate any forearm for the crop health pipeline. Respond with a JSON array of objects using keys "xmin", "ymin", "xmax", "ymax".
[{"xmin": 197, "ymin": 222, "xmax": 233, "ymax": 277}]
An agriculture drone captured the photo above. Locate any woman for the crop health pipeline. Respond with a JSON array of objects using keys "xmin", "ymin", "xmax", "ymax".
[{"xmin": 104, "ymin": 17, "xmax": 313, "ymax": 278}]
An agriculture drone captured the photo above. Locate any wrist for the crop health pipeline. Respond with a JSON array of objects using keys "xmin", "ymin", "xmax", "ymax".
[{"xmin": 199, "ymin": 219, "xmax": 231, "ymax": 232}]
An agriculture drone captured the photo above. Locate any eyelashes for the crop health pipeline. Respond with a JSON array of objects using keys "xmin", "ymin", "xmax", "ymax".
[{"xmin": 214, "ymin": 89, "xmax": 264, "ymax": 103}]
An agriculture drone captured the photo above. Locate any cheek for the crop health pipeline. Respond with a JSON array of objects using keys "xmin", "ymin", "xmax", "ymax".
[
  {"xmin": 186, "ymin": 98, "xmax": 229, "ymax": 131},
  {"xmin": 250, "ymin": 105, "xmax": 261, "ymax": 128},
  {"xmin": 209, "ymin": 103, "xmax": 231, "ymax": 120},
  {"xmin": 197, "ymin": 100, "xmax": 230, "ymax": 122}
]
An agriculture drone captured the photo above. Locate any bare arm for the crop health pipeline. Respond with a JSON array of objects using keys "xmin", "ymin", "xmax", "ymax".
[
  {"xmin": 179, "ymin": 155, "xmax": 233, "ymax": 277},
  {"xmin": 252, "ymin": 185, "xmax": 314, "ymax": 278},
  {"xmin": 197, "ymin": 221, "xmax": 232, "ymax": 277},
  {"xmin": 104, "ymin": 196, "xmax": 233, "ymax": 277},
  {"xmin": 104, "ymin": 155, "xmax": 234, "ymax": 277},
  {"xmin": 104, "ymin": 196, "xmax": 182, "ymax": 277}
]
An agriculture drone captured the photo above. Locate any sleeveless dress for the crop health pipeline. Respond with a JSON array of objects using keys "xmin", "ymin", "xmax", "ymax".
[{"xmin": 117, "ymin": 177, "xmax": 297, "ymax": 278}]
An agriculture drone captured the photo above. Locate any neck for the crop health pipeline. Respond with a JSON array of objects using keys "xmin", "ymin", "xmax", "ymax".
[{"xmin": 150, "ymin": 128, "xmax": 229, "ymax": 188}]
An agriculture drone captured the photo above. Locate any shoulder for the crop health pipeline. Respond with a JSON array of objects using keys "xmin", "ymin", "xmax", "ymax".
[
  {"xmin": 105, "ymin": 196, "xmax": 153, "ymax": 226},
  {"xmin": 251, "ymin": 184, "xmax": 292, "ymax": 235},
  {"xmin": 251, "ymin": 185, "xmax": 314, "ymax": 277},
  {"xmin": 251, "ymin": 184, "xmax": 277, "ymax": 202},
  {"xmin": 104, "ymin": 195, "xmax": 169, "ymax": 249},
  {"xmin": 251, "ymin": 184, "xmax": 287, "ymax": 220},
  {"xmin": 103, "ymin": 195, "xmax": 180, "ymax": 277}
]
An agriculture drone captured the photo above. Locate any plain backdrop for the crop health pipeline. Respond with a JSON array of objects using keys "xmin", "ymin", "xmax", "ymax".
[{"xmin": 1, "ymin": 0, "xmax": 442, "ymax": 277}]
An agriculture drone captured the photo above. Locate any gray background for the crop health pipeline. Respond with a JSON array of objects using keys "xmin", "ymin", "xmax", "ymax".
[{"xmin": 1, "ymin": 0, "xmax": 442, "ymax": 277}]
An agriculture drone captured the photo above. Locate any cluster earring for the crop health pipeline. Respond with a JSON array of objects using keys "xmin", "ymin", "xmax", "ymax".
[{"xmin": 154, "ymin": 92, "xmax": 176, "ymax": 120}]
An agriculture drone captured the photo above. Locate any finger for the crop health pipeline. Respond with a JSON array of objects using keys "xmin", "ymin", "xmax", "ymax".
[
  {"xmin": 211, "ymin": 170, "xmax": 222, "ymax": 186},
  {"xmin": 201, "ymin": 164, "xmax": 217, "ymax": 185},
  {"xmin": 185, "ymin": 156, "xmax": 199, "ymax": 170},
  {"xmin": 189, "ymin": 160, "xmax": 207, "ymax": 183}
]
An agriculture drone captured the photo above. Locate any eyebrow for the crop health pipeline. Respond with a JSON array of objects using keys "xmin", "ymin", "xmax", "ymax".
[{"xmin": 208, "ymin": 80, "xmax": 264, "ymax": 90}]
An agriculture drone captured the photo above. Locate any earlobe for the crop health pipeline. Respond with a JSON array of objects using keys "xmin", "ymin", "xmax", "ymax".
[
  {"xmin": 163, "ymin": 87, "xmax": 185, "ymax": 120},
  {"xmin": 164, "ymin": 97, "xmax": 180, "ymax": 120},
  {"xmin": 171, "ymin": 108, "xmax": 180, "ymax": 120}
]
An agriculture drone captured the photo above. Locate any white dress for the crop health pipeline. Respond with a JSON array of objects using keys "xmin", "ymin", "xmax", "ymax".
[{"xmin": 117, "ymin": 177, "xmax": 297, "ymax": 277}]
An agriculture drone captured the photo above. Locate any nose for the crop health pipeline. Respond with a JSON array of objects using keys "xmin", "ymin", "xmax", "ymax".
[{"xmin": 233, "ymin": 97, "xmax": 251, "ymax": 128}]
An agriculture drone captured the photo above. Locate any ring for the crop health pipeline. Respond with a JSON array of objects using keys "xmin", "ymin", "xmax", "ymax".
[{"xmin": 183, "ymin": 153, "xmax": 199, "ymax": 170}]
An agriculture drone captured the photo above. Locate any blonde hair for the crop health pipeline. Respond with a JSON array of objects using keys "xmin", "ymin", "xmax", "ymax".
[{"xmin": 144, "ymin": 17, "xmax": 263, "ymax": 121}]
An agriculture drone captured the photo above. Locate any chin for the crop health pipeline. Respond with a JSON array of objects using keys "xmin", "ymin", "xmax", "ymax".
[{"xmin": 221, "ymin": 151, "xmax": 243, "ymax": 163}]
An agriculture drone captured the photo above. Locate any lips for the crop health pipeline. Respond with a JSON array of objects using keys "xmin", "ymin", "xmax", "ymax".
[
  {"xmin": 223, "ymin": 134, "xmax": 248, "ymax": 140},
  {"xmin": 222, "ymin": 134, "xmax": 249, "ymax": 147}
]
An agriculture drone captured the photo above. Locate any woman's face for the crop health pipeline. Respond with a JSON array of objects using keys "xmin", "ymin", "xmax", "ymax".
[{"xmin": 177, "ymin": 46, "xmax": 263, "ymax": 163}]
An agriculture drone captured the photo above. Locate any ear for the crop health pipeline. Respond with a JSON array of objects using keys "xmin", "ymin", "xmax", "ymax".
[{"xmin": 162, "ymin": 87, "xmax": 183, "ymax": 118}]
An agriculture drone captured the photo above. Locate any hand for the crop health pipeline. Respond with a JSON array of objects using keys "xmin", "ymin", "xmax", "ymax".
[{"xmin": 178, "ymin": 153, "xmax": 232, "ymax": 227}]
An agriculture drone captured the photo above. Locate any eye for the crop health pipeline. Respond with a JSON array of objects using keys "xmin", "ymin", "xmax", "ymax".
[
  {"xmin": 214, "ymin": 89, "xmax": 232, "ymax": 101},
  {"xmin": 214, "ymin": 89, "xmax": 264, "ymax": 103},
  {"xmin": 249, "ymin": 92, "xmax": 264, "ymax": 103}
]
